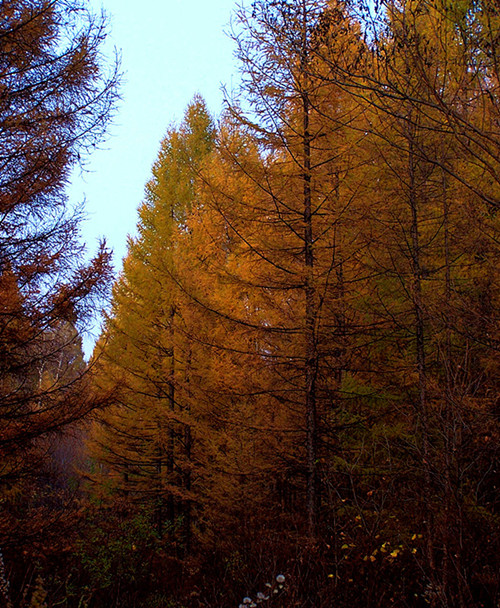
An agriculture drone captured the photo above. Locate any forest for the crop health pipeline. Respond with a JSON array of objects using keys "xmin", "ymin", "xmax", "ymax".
[{"xmin": 0, "ymin": 0, "xmax": 498, "ymax": 607}]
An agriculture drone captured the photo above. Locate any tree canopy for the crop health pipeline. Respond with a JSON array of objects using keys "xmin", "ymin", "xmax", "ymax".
[
  {"xmin": 0, "ymin": 0, "xmax": 119, "ymax": 573},
  {"xmin": 0, "ymin": 1, "xmax": 498, "ymax": 607}
]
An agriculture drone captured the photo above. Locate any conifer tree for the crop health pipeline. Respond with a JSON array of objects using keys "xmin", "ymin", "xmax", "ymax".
[
  {"xmin": 181, "ymin": 0, "xmax": 373, "ymax": 541},
  {"xmin": 317, "ymin": 1, "xmax": 500, "ymax": 602},
  {"xmin": 84, "ymin": 3, "xmax": 499, "ymax": 605},
  {"xmin": 90, "ymin": 97, "xmax": 214, "ymax": 542},
  {"xmin": 0, "ymin": 0, "xmax": 118, "ymax": 499}
]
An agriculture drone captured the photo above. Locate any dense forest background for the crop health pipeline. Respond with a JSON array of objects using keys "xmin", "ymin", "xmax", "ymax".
[{"xmin": 0, "ymin": 0, "xmax": 498, "ymax": 607}]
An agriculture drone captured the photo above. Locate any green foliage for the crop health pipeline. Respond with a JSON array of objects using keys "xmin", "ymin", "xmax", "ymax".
[
  {"xmin": 75, "ymin": 507, "xmax": 160, "ymax": 591},
  {"xmin": 139, "ymin": 594, "xmax": 186, "ymax": 608}
]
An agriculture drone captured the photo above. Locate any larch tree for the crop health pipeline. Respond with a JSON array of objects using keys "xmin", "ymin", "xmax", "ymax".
[
  {"xmin": 316, "ymin": 1, "xmax": 500, "ymax": 604},
  {"xmin": 81, "ymin": 1, "xmax": 499, "ymax": 605},
  {"xmin": 0, "ymin": 0, "xmax": 119, "ymax": 543},
  {"xmin": 89, "ymin": 97, "xmax": 215, "ymax": 544},
  {"xmin": 184, "ymin": 0, "xmax": 372, "ymax": 542}
]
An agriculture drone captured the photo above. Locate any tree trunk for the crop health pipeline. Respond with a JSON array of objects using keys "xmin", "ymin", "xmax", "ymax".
[
  {"xmin": 301, "ymin": 0, "xmax": 318, "ymax": 538},
  {"xmin": 408, "ymin": 127, "xmax": 436, "ymax": 585}
]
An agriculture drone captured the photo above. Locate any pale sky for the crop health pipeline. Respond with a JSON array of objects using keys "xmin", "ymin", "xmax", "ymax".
[{"xmin": 70, "ymin": 0, "xmax": 241, "ymax": 350}]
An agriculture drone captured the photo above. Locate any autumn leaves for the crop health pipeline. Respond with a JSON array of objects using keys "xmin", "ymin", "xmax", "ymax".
[{"xmin": 90, "ymin": 1, "xmax": 499, "ymax": 605}]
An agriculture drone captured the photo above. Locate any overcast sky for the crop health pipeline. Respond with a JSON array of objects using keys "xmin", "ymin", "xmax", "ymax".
[{"xmin": 69, "ymin": 0, "xmax": 241, "ymax": 350}]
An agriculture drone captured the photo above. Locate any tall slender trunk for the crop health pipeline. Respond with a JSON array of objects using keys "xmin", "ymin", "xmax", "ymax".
[
  {"xmin": 408, "ymin": 130, "xmax": 435, "ymax": 580},
  {"xmin": 301, "ymin": 0, "xmax": 317, "ymax": 538},
  {"xmin": 155, "ymin": 445, "xmax": 163, "ymax": 538},
  {"xmin": 334, "ymin": 212, "xmax": 346, "ymax": 385},
  {"xmin": 183, "ymin": 348, "xmax": 193, "ymax": 554},
  {"xmin": 183, "ymin": 422, "xmax": 192, "ymax": 553},
  {"xmin": 442, "ymin": 167, "xmax": 452, "ymax": 607},
  {"xmin": 441, "ymin": 168, "xmax": 468, "ymax": 608},
  {"xmin": 166, "ymin": 306, "xmax": 176, "ymax": 525}
]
